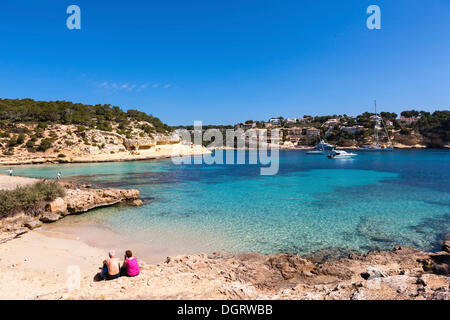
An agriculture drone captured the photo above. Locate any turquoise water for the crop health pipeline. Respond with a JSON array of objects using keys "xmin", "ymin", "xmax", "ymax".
[{"xmin": 8, "ymin": 149, "xmax": 450, "ymax": 256}]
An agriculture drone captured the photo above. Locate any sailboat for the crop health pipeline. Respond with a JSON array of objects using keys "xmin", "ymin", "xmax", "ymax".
[{"xmin": 357, "ymin": 100, "xmax": 393, "ymax": 152}]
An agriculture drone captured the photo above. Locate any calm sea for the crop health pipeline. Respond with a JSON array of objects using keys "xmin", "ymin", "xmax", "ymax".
[{"xmin": 9, "ymin": 149, "xmax": 450, "ymax": 257}]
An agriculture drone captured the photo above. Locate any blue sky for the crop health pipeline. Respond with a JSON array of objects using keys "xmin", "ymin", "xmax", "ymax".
[{"xmin": 0, "ymin": 0, "xmax": 449, "ymax": 125}]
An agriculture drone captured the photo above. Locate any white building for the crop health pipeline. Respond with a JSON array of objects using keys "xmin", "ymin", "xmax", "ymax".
[
  {"xmin": 306, "ymin": 127, "xmax": 320, "ymax": 137},
  {"xmin": 399, "ymin": 116, "xmax": 420, "ymax": 125},
  {"xmin": 298, "ymin": 117, "xmax": 310, "ymax": 123},
  {"xmin": 342, "ymin": 125, "xmax": 363, "ymax": 134},
  {"xmin": 269, "ymin": 118, "xmax": 281, "ymax": 125},
  {"xmin": 324, "ymin": 118, "xmax": 340, "ymax": 127}
]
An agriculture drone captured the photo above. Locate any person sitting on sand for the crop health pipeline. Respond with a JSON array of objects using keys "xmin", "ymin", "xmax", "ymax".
[
  {"xmin": 100, "ymin": 250, "xmax": 121, "ymax": 280},
  {"xmin": 121, "ymin": 250, "xmax": 140, "ymax": 277}
]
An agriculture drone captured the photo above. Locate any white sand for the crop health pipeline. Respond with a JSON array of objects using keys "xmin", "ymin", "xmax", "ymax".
[
  {"xmin": 0, "ymin": 231, "xmax": 105, "ymax": 299},
  {"xmin": 0, "ymin": 174, "xmax": 39, "ymax": 190}
]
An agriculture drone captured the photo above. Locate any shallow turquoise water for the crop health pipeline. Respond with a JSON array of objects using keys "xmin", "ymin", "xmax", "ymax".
[{"xmin": 8, "ymin": 149, "xmax": 450, "ymax": 255}]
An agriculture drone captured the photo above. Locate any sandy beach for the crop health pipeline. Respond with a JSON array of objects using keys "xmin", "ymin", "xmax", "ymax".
[
  {"xmin": 0, "ymin": 174, "xmax": 38, "ymax": 190},
  {"xmin": 0, "ymin": 231, "xmax": 104, "ymax": 299},
  {"xmin": 1, "ymin": 228, "xmax": 449, "ymax": 300}
]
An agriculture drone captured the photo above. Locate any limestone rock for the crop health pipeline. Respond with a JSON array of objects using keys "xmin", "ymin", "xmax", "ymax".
[
  {"xmin": 24, "ymin": 220, "xmax": 43, "ymax": 230},
  {"xmin": 267, "ymin": 254, "xmax": 313, "ymax": 280},
  {"xmin": 131, "ymin": 199, "xmax": 144, "ymax": 206},
  {"xmin": 47, "ymin": 197, "xmax": 67, "ymax": 215},
  {"xmin": 40, "ymin": 213, "xmax": 62, "ymax": 223}
]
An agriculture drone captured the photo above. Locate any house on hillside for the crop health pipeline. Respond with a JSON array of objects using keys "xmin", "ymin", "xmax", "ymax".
[
  {"xmin": 298, "ymin": 117, "xmax": 310, "ymax": 123},
  {"xmin": 285, "ymin": 118, "xmax": 297, "ymax": 124},
  {"xmin": 287, "ymin": 127, "xmax": 303, "ymax": 136},
  {"xmin": 342, "ymin": 125, "xmax": 363, "ymax": 134},
  {"xmin": 235, "ymin": 122, "xmax": 256, "ymax": 130},
  {"xmin": 269, "ymin": 118, "xmax": 281, "ymax": 125},
  {"xmin": 324, "ymin": 118, "xmax": 340, "ymax": 127},
  {"xmin": 399, "ymin": 116, "xmax": 420, "ymax": 125},
  {"xmin": 306, "ymin": 127, "xmax": 320, "ymax": 137}
]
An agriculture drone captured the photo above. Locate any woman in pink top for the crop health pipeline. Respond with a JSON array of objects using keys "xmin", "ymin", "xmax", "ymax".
[{"xmin": 122, "ymin": 250, "xmax": 140, "ymax": 277}]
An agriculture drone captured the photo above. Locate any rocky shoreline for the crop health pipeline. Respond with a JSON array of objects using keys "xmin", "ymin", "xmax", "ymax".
[
  {"xmin": 1, "ymin": 231, "xmax": 448, "ymax": 299},
  {"xmin": 0, "ymin": 178, "xmax": 140, "ymax": 243},
  {"xmin": 0, "ymin": 177, "xmax": 448, "ymax": 300}
]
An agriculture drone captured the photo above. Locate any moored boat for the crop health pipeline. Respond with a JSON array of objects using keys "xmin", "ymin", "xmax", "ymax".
[
  {"xmin": 327, "ymin": 150, "xmax": 358, "ymax": 159},
  {"xmin": 306, "ymin": 139, "xmax": 336, "ymax": 155},
  {"xmin": 356, "ymin": 100, "xmax": 393, "ymax": 152}
]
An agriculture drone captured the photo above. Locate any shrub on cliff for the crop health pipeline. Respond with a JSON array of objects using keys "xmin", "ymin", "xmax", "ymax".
[
  {"xmin": 0, "ymin": 181, "xmax": 65, "ymax": 218},
  {"xmin": 37, "ymin": 138, "xmax": 53, "ymax": 152}
]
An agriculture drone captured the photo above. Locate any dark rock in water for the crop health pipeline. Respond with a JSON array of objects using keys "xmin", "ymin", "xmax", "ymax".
[
  {"xmin": 356, "ymin": 215, "xmax": 409, "ymax": 248},
  {"xmin": 370, "ymin": 237, "xmax": 395, "ymax": 243}
]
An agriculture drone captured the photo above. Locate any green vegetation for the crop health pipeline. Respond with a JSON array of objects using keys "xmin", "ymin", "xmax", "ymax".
[
  {"xmin": 0, "ymin": 98, "xmax": 171, "ymax": 133},
  {"xmin": 37, "ymin": 138, "xmax": 53, "ymax": 152},
  {"xmin": 414, "ymin": 110, "xmax": 450, "ymax": 140},
  {"xmin": 0, "ymin": 181, "xmax": 65, "ymax": 218}
]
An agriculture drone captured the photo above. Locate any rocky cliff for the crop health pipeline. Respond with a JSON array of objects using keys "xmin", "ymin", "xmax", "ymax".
[
  {"xmin": 0, "ymin": 182, "xmax": 140, "ymax": 243},
  {"xmin": 0, "ymin": 121, "xmax": 198, "ymax": 165}
]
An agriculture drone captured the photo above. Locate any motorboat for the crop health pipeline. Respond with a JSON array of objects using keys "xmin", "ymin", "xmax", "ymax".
[
  {"xmin": 306, "ymin": 139, "xmax": 335, "ymax": 155},
  {"xmin": 327, "ymin": 150, "xmax": 357, "ymax": 159}
]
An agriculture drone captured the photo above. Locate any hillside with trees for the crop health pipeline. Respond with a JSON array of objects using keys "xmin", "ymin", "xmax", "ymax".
[
  {"xmin": 0, "ymin": 98, "xmax": 170, "ymax": 133},
  {"xmin": 0, "ymin": 98, "xmax": 181, "ymax": 163}
]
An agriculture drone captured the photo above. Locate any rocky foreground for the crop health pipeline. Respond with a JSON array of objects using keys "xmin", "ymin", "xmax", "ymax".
[
  {"xmin": 76, "ymin": 243, "xmax": 449, "ymax": 300},
  {"xmin": 0, "ymin": 179, "xmax": 140, "ymax": 243},
  {"xmin": 3, "ymin": 240, "xmax": 448, "ymax": 300},
  {"xmin": 0, "ymin": 210, "xmax": 448, "ymax": 299}
]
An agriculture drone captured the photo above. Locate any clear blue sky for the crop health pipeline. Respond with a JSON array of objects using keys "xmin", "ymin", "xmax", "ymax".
[{"xmin": 0, "ymin": 0, "xmax": 449, "ymax": 125}]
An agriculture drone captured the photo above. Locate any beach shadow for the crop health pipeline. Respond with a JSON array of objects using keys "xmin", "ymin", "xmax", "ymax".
[{"xmin": 93, "ymin": 272, "xmax": 103, "ymax": 282}]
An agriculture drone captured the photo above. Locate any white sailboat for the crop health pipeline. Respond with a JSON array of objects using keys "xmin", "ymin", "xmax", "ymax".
[{"xmin": 357, "ymin": 100, "xmax": 393, "ymax": 152}]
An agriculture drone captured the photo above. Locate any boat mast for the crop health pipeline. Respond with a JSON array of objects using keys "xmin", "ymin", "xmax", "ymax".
[{"xmin": 374, "ymin": 100, "xmax": 379, "ymax": 147}]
